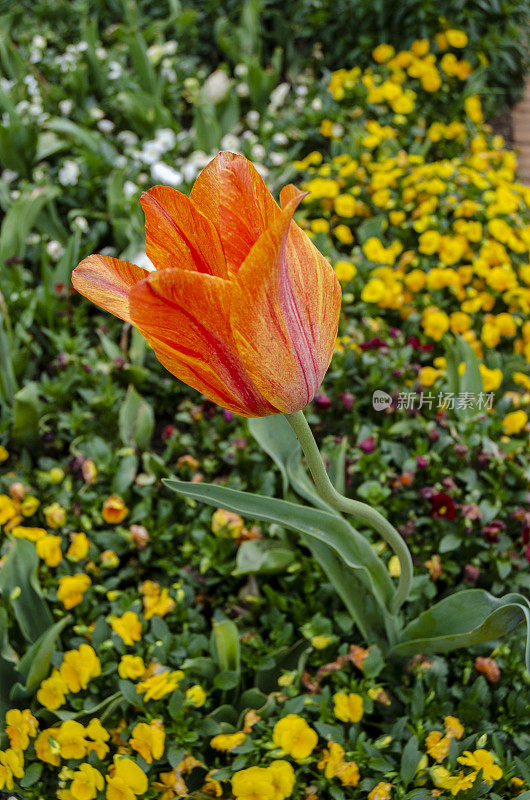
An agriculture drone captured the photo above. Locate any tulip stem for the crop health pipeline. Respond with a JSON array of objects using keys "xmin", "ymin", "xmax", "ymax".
[{"xmin": 285, "ymin": 410, "xmax": 413, "ymax": 615}]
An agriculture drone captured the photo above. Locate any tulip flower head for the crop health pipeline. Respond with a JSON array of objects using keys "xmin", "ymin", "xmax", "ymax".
[{"xmin": 72, "ymin": 152, "xmax": 341, "ymax": 416}]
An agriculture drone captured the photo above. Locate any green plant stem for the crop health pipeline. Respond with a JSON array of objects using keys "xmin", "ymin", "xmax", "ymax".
[{"xmin": 285, "ymin": 410, "xmax": 413, "ymax": 614}]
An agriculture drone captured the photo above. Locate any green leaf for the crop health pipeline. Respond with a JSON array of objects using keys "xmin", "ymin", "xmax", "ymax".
[
  {"xmin": 0, "ymin": 539, "xmax": 53, "ymax": 642},
  {"xmin": 213, "ymin": 670, "xmax": 240, "ymax": 690},
  {"xmin": 247, "ymin": 416, "xmax": 296, "ymax": 495},
  {"xmin": 401, "ymin": 734, "xmax": 422, "ymax": 788},
  {"xmin": 20, "ymin": 762, "xmax": 43, "ymax": 787},
  {"xmin": 233, "ymin": 540, "xmax": 296, "ymax": 576},
  {"xmin": 357, "ymin": 214, "xmax": 387, "ymax": 244},
  {"xmin": 11, "ymin": 382, "xmax": 41, "ymax": 447},
  {"xmin": 327, "ymin": 437, "xmax": 348, "ymax": 495},
  {"xmin": 0, "ymin": 186, "xmax": 60, "ymax": 264},
  {"xmin": 164, "ymin": 478, "xmax": 396, "ymax": 644},
  {"xmin": 0, "ymin": 310, "xmax": 17, "ymax": 406},
  {"xmin": 238, "ymin": 688, "xmax": 268, "ymax": 712},
  {"xmin": 0, "ymin": 608, "xmax": 19, "ymax": 725},
  {"xmin": 119, "ymin": 385, "xmax": 154, "ymax": 451},
  {"xmin": 16, "ymin": 615, "xmax": 71, "ymax": 690},
  {"xmin": 393, "ymin": 589, "xmax": 530, "ymax": 670},
  {"xmin": 212, "ymin": 619, "xmax": 240, "ymax": 675},
  {"xmin": 112, "ymin": 453, "xmax": 139, "ymax": 494},
  {"xmin": 44, "ymin": 118, "xmax": 117, "ymax": 162},
  {"xmin": 443, "ymin": 335, "xmax": 484, "ymax": 418}
]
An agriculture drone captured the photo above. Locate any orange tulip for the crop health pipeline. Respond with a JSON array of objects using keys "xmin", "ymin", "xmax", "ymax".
[{"xmin": 72, "ymin": 152, "xmax": 341, "ymax": 417}]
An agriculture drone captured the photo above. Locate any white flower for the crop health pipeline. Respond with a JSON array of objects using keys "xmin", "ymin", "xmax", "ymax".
[
  {"xmin": 59, "ymin": 99, "xmax": 73, "ymax": 115},
  {"xmin": 203, "ymin": 70, "xmax": 231, "ymax": 104},
  {"xmin": 311, "ymin": 97, "xmax": 323, "ymax": 112},
  {"xmin": 140, "ymin": 140, "xmax": 164, "ymax": 165},
  {"xmin": 97, "ymin": 119, "xmax": 115, "ymax": 133},
  {"xmin": 162, "ymin": 40, "xmax": 178, "ymax": 55},
  {"xmin": 0, "ymin": 79, "xmax": 13, "ymax": 93},
  {"xmin": 150, "ymin": 162, "xmax": 182, "ymax": 186},
  {"xmin": 155, "ymin": 128, "xmax": 176, "ymax": 151},
  {"xmin": 189, "ymin": 150, "xmax": 210, "ymax": 167},
  {"xmin": 123, "ymin": 181, "xmax": 138, "ymax": 198},
  {"xmin": 331, "ymin": 123, "xmax": 344, "ymax": 137},
  {"xmin": 146, "ymin": 44, "xmax": 165, "ymax": 64},
  {"xmin": 246, "ymin": 111, "xmax": 260, "ymax": 128},
  {"xmin": 236, "ymin": 83, "xmax": 249, "ymax": 97},
  {"xmin": 1, "ymin": 170, "xmax": 18, "ymax": 184},
  {"xmin": 33, "ymin": 167, "xmax": 46, "ymax": 182},
  {"xmin": 269, "ymin": 82, "xmax": 290, "ymax": 109},
  {"xmin": 295, "ymin": 85, "xmax": 308, "ymax": 97},
  {"xmin": 220, "ymin": 134, "xmax": 240, "ymax": 152},
  {"xmin": 96, "ymin": 47, "xmax": 107, "ymax": 59},
  {"xmin": 24, "ymin": 75, "xmax": 38, "ymax": 92},
  {"xmin": 72, "ymin": 216, "xmax": 89, "ymax": 232},
  {"xmin": 161, "ymin": 67, "xmax": 177, "ymax": 82},
  {"xmin": 272, "ymin": 132, "xmax": 288, "ymax": 145},
  {"xmin": 46, "ymin": 241, "xmax": 65, "ymax": 261},
  {"xmin": 115, "ymin": 155, "xmax": 127, "ymax": 169},
  {"xmin": 234, "ymin": 63, "xmax": 248, "ymax": 77},
  {"xmin": 58, "ymin": 160, "xmax": 80, "ymax": 186},
  {"xmin": 89, "ymin": 107, "xmax": 104, "ymax": 120},
  {"xmin": 117, "ymin": 130, "xmax": 138, "ymax": 147},
  {"xmin": 32, "ymin": 35, "xmax": 46, "ymax": 49},
  {"xmin": 269, "ymin": 152, "xmax": 285, "ymax": 166},
  {"xmin": 251, "ymin": 144, "xmax": 266, "ymax": 161},
  {"xmin": 181, "ymin": 162, "xmax": 199, "ymax": 183},
  {"xmin": 108, "ymin": 61, "xmax": 122, "ymax": 80}
]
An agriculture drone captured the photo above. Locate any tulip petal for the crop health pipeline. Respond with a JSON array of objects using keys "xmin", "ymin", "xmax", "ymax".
[
  {"xmin": 129, "ymin": 270, "xmax": 277, "ymax": 417},
  {"xmin": 71, "ymin": 255, "xmax": 148, "ymax": 323},
  {"xmin": 279, "ymin": 184, "xmax": 303, "ymax": 207},
  {"xmin": 190, "ymin": 151, "xmax": 281, "ymax": 274},
  {"xmin": 231, "ymin": 192, "xmax": 342, "ymax": 413},
  {"xmin": 141, "ymin": 185, "xmax": 227, "ymax": 277}
]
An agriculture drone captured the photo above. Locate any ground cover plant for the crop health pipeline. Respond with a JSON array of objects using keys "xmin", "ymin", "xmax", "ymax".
[{"xmin": 0, "ymin": 3, "xmax": 530, "ymax": 800}]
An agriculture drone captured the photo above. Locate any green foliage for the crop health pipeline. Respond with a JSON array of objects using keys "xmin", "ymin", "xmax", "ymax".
[
  {"xmin": 394, "ymin": 590, "xmax": 530, "ymax": 670},
  {"xmin": 118, "ymin": 385, "xmax": 155, "ymax": 452}
]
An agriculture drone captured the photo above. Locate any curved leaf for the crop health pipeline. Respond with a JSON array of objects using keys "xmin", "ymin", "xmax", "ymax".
[
  {"xmin": 0, "ymin": 608, "xmax": 19, "ymax": 726},
  {"xmin": 393, "ymin": 589, "xmax": 530, "ymax": 670},
  {"xmin": 212, "ymin": 619, "xmax": 240, "ymax": 675},
  {"xmin": 164, "ymin": 478, "xmax": 396, "ymax": 643},
  {"xmin": 0, "ymin": 539, "xmax": 53, "ymax": 641},
  {"xmin": 233, "ymin": 540, "xmax": 296, "ymax": 576},
  {"xmin": 247, "ymin": 416, "xmax": 298, "ymax": 496},
  {"xmin": 17, "ymin": 615, "xmax": 71, "ymax": 690},
  {"xmin": 247, "ymin": 415, "xmax": 397, "ymax": 642}
]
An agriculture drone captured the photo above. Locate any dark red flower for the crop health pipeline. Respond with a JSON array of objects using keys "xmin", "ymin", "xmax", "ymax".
[
  {"xmin": 429, "ymin": 492, "xmax": 457, "ymax": 520},
  {"xmin": 482, "ymin": 519, "xmax": 506, "ymax": 543},
  {"xmin": 359, "ymin": 337, "xmax": 388, "ymax": 351},
  {"xmin": 359, "ymin": 436, "xmax": 376, "ymax": 454}
]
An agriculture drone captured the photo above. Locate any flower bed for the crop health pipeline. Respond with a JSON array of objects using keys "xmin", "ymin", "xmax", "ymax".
[{"xmin": 0, "ymin": 8, "xmax": 530, "ymax": 800}]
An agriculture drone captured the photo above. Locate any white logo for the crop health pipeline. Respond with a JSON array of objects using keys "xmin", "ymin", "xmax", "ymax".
[{"xmin": 372, "ymin": 390, "xmax": 392, "ymax": 411}]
